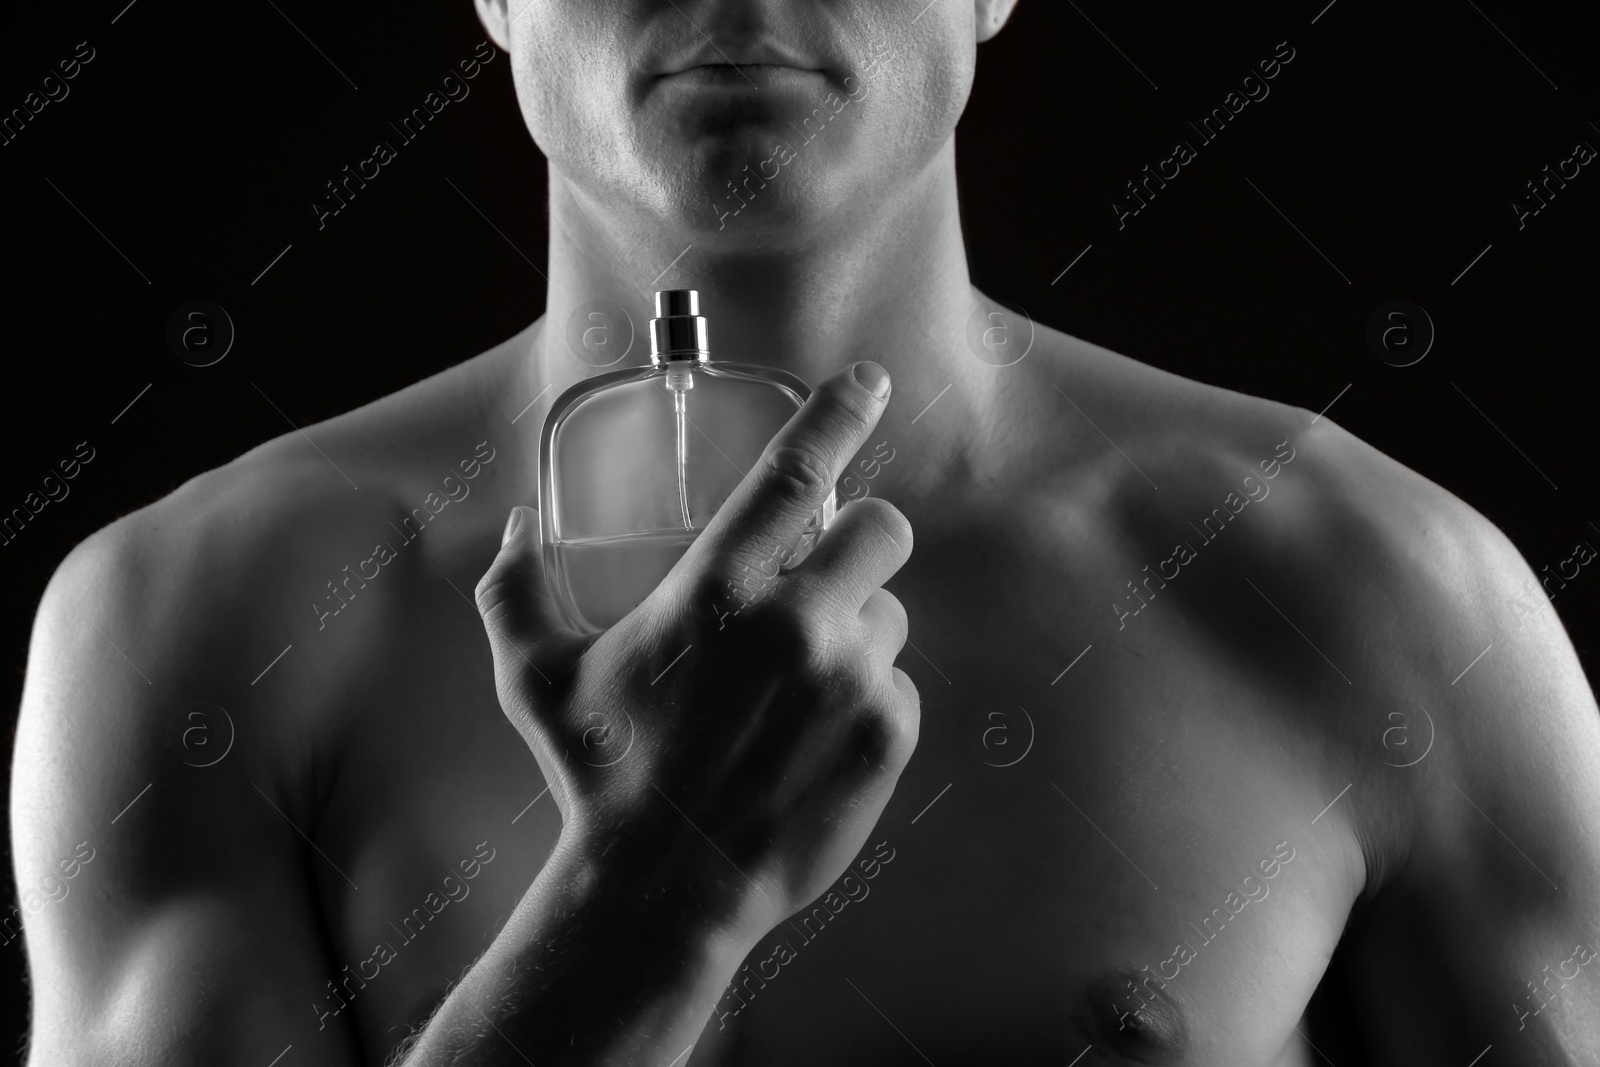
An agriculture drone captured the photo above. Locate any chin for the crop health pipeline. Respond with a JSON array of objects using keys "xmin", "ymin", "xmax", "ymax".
[{"xmin": 669, "ymin": 129, "xmax": 856, "ymax": 234}]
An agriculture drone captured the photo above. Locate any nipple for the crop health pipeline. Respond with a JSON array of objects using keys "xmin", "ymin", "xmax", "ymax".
[{"xmin": 1074, "ymin": 970, "xmax": 1190, "ymax": 1065}]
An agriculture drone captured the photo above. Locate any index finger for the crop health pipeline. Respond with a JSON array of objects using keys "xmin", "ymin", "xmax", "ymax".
[{"xmin": 686, "ymin": 360, "xmax": 891, "ymax": 584}]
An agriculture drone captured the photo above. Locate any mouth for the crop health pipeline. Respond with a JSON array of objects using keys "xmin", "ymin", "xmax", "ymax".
[
  {"xmin": 659, "ymin": 63, "xmax": 828, "ymax": 88},
  {"xmin": 678, "ymin": 62, "xmax": 824, "ymax": 73},
  {"xmin": 659, "ymin": 38, "xmax": 826, "ymax": 79}
]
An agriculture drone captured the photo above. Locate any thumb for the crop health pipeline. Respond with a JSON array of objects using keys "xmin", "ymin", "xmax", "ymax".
[
  {"xmin": 476, "ymin": 506, "xmax": 592, "ymax": 825},
  {"xmin": 474, "ymin": 505, "xmax": 589, "ymax": 686}
]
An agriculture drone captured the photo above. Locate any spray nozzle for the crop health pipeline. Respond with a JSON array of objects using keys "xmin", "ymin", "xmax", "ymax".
[{"xmin": 650, "ymin": 288, "xmax": 710, "ymax": 363}]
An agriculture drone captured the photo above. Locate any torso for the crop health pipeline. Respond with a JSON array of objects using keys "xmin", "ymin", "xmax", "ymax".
[{"xmin": 209, "ymin": 314, "xmax": 1382, "ymax": 1065}]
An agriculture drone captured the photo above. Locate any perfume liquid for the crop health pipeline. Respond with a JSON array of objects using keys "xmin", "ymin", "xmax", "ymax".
[{"xmin": 538, "ymin": 289, "xmax": 836, "ymax": 633}]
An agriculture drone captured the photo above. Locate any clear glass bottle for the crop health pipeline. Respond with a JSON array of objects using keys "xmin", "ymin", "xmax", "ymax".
[{"xmin": 538, "ymin": 289, "xmax": 836, "ymax": 633}]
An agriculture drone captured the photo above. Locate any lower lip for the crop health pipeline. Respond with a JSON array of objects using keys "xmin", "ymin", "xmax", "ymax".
[{"xmin": 662, "ymin": 64, "xmax": 827, "ymax": 89}]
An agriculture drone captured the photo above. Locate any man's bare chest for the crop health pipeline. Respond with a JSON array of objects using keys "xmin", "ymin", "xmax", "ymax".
[{"xmin": 307, "ymin": 525, "xmax": 1360, "ymax": 1065}]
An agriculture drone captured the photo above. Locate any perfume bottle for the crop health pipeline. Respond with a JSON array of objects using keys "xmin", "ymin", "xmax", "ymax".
[{"xmin": 538, "ymin": 289, "xmax": 837, "ymax": 633}]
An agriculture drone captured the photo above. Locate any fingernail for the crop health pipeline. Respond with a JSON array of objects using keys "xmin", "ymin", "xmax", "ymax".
[
  {"xmin": 854, "ymin": 361, "xmax": 891, "ymax": 398},
  {"xmin": 502, "ymin": 507, "xmax": 525, "ymax": 547}
]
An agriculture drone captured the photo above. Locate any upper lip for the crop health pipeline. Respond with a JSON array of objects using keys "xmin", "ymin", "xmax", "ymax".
[{"xmin": 663, "ymin": 39, "xmax": 820, "ymax": 74}]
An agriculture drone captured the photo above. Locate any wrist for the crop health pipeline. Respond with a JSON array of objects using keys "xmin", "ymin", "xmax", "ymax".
[
  {"xmin": 551, "ymin": 816, "xmax": 769, "ymax": 955},
  {"xmin": 528, "ymin": 828, "xmax": 757, "ymax": 1045},
  {"xmin": 413, "ymin": 823, "xmax": 757, "ymax": 1066}
]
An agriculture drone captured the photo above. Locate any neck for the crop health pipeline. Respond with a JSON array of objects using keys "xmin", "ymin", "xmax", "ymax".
[{"xmin": 527, "ymin": 136, "xmax": 1002, "ymax": 474}]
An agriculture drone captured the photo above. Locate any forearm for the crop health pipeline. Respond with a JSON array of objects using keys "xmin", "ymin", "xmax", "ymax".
[{"xmin": 397, "ymin": 828, "xmax": 755, "ymax": 1067}]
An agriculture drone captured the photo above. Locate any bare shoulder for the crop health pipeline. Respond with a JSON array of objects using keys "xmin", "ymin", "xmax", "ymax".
[
  {"xmin": 30, "ymin": 321, "xmax": 534, "ymax": 673},
  {"xmin": 1031, "ymin": 318, "xmax": 1597, "ymax": 811},
  {"xmin": 1028, "ymin": 320, "xmax": 1527, "ymax": 637},
  {"xmin": 16, "ymin": 322, "xmax": 536, "ymax": 810}
]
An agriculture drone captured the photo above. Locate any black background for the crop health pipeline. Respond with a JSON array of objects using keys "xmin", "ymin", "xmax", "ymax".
[{"xmin": 2, "ymin": 0, "xmax": 1596, "ymax": 1053}]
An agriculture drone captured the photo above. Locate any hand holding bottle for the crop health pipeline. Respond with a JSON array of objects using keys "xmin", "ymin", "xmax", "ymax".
[{"xmin": 475, "ymin": 360, "xmax": 917, "ymax": 948}]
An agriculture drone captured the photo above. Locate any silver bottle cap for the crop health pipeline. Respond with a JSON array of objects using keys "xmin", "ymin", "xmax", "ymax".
[{"xmin": 650, "ymin": 289, "xmax": 710, "ymax": 363}]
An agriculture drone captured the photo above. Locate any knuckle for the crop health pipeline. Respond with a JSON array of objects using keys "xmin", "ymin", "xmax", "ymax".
[
  {"xmin": 893, "ymin": 666, "xmax": 919, "ymax": 704},
  {"xmin": 786, "ymin": 575, "xmax": 854, "ymax": 651},
  {"xmin": 687, "ymin": 567, "xmax": 736, "ymax": 610},
  {"xmin": 864, "ymin": 588, "xmax": 908, "ymax": 643},
  {"xmin": 757, "ymin": 595, "xmax": 838, "ymax": 676},
  {"xmin": 887, "ymin": 686, "xmax": 921, "ymax": 755},
  {"xmin": 475, "ymin": 542, "xmax": 536, "ymax": 616},
  {"xmin": 847, "ymin": 706, "xmax": 906, "ymax": 768},
  {"xmin": 730, "ymin": 596, "xmax": 812, "ymax": 661},
  {"xmin": 475, "ymin": 551, "xmax": 546, "ymax": 650},
  {"xmin": 474, "ymin": 566, "xmax": 511, "ymax": 620},
  {"xmin": 894, "ymin": 705, "xmax": 921, "ymax": 757},
  {"xmin": 782, "ymin": 601, "xmax": 834, "ymax": 669},
  {"xmin": 688, "ymin": 557, "xmax": 777, "ymax": 621},
  {"xmin": 765, "ymin": 445, "xmax": 833, "ymax": 499},
  {"xmin": 890, "ymin": 667, "xmax": 920, "ymax": 720}
]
